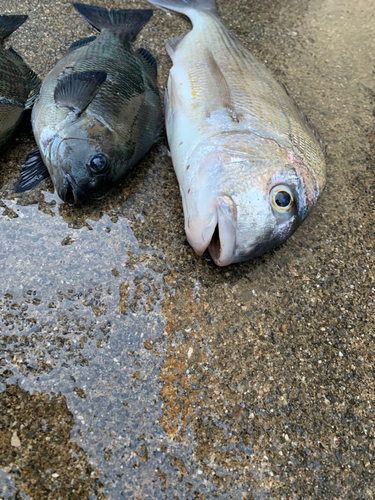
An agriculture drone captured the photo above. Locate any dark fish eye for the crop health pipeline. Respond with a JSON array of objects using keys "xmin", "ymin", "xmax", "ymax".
[
  {"xmin": 89, "ymin": 154, "xmax": 107, "ymax": 173},
  {"xmin": 275, "ymin": 191, "xmax": 291, "ymax": 207},
  {"xmin": 270, "ymin": 185, "xmax": 294, "ymax": 212}
]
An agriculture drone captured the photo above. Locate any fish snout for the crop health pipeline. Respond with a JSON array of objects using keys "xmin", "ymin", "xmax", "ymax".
[{"xmin": 186, "ymin": 194, "xmax": 237, "ymax": 266}]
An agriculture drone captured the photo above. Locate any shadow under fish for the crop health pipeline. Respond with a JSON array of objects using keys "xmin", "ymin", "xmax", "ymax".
[
  {"xmin": 15, "ymin": 3, "xmax": 163, "ymax": 204},
  {"xmin": 0, "ymin": 15, "xmax": 41, "ymax": 151}
]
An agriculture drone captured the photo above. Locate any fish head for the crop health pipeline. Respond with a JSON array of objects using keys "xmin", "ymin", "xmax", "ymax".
[
  {"xmin": 182, "ymin": 133, "xmax": 326, "ymax": 266},
  {"xmin": 42, "ymin": 116, "xmax": 130, "ymax": 203}
]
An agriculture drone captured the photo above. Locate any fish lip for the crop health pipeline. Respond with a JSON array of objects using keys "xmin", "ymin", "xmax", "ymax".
[{"xmin": 59, "ymin": 174, "xmax": 81, "ymax": 204}]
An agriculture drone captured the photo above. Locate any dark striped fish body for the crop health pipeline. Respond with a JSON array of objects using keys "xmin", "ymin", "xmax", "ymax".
[
  {"xmin": 0, "ymin": 15, "xmax": 40, "ymax": 150},
  {"xmin": 148, "ymin": 0, "xmax": 326, "ymax": 266},
  {"xmin": 16, "ymin": 4, "xmax": 163, "ymax": 203}
]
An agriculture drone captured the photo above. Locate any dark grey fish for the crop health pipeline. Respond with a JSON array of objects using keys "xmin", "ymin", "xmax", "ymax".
[
  {"xmin": 15, "ymin": 3, "xmax": 163, "ymax": 203},
  {"xmin": 0, "ymin": 15, "xmax": 40, "ymax": 151}
]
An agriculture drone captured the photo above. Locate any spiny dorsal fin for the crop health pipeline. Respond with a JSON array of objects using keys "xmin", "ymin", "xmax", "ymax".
[
  {"xmin": 14, "ymin": 147, "xmax": 50, "ymax": 193},
  {"xmin": 73, "ymin": 3, "xmax": 153, "ymax": 40},
  {"xmin": 0, "ymin": 15, "xmax": 27, "ymax": 43},
  {"xmin": 67, "ymin": 36, "xmax": 97, "ymax": 52},
  {"xmin": 54, "ymin": 70, "xmax": 107, "ymax": 115},
  {"xmin": 137, "ymin": 48, "xmax": 157, "ymax": 76}
]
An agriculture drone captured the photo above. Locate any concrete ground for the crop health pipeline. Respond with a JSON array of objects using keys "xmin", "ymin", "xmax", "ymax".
[{"xmin": 0, "ymin": 0, "xmax": 374, "ymax": 498}]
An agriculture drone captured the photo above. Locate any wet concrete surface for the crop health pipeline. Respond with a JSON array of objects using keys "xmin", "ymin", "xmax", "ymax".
[{"xmin": 0, "ymin": 0, "xmax": 374, "ymax": 498}]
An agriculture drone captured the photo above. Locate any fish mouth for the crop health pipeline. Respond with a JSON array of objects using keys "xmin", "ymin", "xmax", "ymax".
[
  {"xmin": 59, "ymin": 175, "xmax": 80, "ymax": 204},
  {"xmin": 63, "ymin": 181, "xmax": 77, "ymax": 204},
  {"xmin": 188, "ymin": 195, "xmax": 238, "ymax": 267}
]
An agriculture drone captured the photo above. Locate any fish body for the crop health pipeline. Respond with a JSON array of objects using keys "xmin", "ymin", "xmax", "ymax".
[
  {"xmin": 16, "ymin": 4, "xmax": 163, "ymax": 203},
  {"xmin": 148, "ymin": 0, "xmax": 326, "ymax": 266},
  {"xmin": 0, "ymin": 15, "xmax": 40, "ymax": 151}
]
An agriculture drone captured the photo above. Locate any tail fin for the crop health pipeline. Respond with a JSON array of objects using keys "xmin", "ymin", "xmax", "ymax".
[
  {"xmin": 0, "ymin": 15, "xmax": 27, "ymax": 43},
  {"xmin": 146, "ymin": 0, "xmax": 216, "ymax": 15},
  {"xmin": 73, "ymin": 3, "xmax": 153, "ymax": 39}
]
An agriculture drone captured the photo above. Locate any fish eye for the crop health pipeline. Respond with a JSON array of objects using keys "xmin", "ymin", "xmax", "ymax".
[
  {"xmin": 270, "ymin": 185, "xmax": 294, "ymax": 212},
  {"xmin": 89, "ymin": 154, "xmax": 107, "ymax": 173}
]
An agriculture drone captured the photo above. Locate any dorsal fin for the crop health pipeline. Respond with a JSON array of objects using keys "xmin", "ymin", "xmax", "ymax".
[{"xmin": 54, "ymin": 71, "xmax": 107, "ymax": 115}]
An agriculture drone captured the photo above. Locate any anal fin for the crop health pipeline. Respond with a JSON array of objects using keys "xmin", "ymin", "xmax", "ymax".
[
  {"xmin": 14, "ymin": 147, "xmax": 50, "ymax": 193},
  {"xmin": 54, "ymin": 70, "xmax": 107, "ymax": 115}
]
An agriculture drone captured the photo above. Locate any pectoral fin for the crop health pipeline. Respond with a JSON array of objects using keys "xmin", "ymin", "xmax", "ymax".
[
  {"xmin": 54, "ymin": 71, "xmax": 107, "ymax": 115},
  {"xmin": 14, "ymin": 147, "xmax": 50, "ymax": 193},
  {"xmin": 205, "ymin": 51, "xmax": 239, "ymax": 119}
]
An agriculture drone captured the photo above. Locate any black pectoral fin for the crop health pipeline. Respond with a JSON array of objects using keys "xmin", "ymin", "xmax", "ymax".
[
  {"xmin": 137, "ymin": 48, "xmax": 157, "ymax": 76},
  {"xmin": 67, "ymin": 36, "xmax": 97, "ymax": 52},
  {"xmin": 14, "ymin": 147, "xmax": 50, "ymax": 193},
  {"xmin": 54, "ymin": 70, "xmax": 107, "ymax": 114}
]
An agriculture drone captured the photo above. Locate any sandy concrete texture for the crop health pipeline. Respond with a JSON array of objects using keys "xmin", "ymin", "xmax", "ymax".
[{"xmin": 0, "ymin": 0, "xmax": 374, "ymax": 498}]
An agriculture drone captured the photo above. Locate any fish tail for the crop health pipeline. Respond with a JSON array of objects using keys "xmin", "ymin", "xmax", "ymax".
[
  {"xmin": 0, "ymin": 15, "xmax": 27, "ymax": 43},
  {"xmin": 146, "ymin": 0, "xmax": 217, "ymax": 16},
  {"xmin": 73, "ymin": 3, "xmax": 153, "ymax": 39}
]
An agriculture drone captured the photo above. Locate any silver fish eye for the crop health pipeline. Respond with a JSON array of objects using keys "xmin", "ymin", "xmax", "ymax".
[{"xmin": 270, "ymin": 185, "xmax": 294, "ymax": 212}]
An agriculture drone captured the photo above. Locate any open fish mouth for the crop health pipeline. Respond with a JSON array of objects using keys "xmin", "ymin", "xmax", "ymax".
[
  {"xmin": 63, "ymin": 181, "xmax": 77, "ymax": 204},
  {"xmin": 188, "ymin": 194, "xmax": 238, "ymax": 267},
  {"xmin": 59, "ymin": 175, "xmax": 80, "ymax": 204}
]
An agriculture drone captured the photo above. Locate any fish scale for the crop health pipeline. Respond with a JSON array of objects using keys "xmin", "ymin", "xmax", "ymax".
[
  {"xmin": 15, "ymin": 4, "xmax": 163, "ymax": 203},
  {"xmin": 148, "ymin": 0, "xmax": 326, "ymax": 266},
  {"xmin": 39, "ymin": 36, "xmax": 149, "ymax": 137},
  {"xmin": 0, "ymin": 15, "xmax": 40, "ymax": 151}
]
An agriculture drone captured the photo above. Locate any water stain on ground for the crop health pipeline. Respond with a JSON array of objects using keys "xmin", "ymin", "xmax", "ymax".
[{"xmin": 0, "ymin": 0, "xmax": 374, "ymax": 498}]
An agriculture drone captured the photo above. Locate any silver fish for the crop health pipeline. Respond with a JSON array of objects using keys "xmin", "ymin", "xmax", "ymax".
[{"xmin": 148, "ymin": 0, "xmax": 326, "ymax": 266}]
